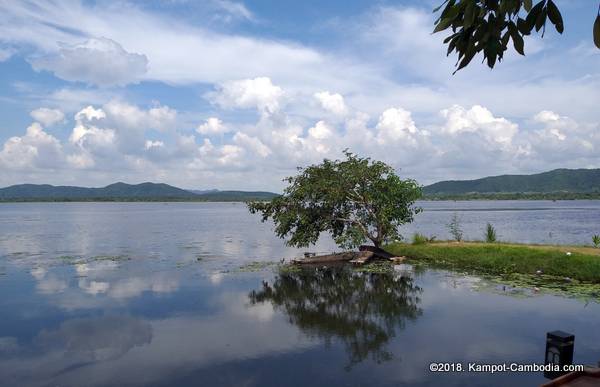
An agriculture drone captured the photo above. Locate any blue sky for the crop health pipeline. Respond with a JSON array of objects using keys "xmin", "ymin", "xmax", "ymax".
[{"xmin": 0, "ymin": 0, "xmax": 598, "ymax": 190}]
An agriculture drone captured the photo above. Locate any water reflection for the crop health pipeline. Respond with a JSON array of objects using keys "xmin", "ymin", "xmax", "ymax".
[{"xmin": 249, "ymin": 266, "xmax": 423, "ymax": 368}]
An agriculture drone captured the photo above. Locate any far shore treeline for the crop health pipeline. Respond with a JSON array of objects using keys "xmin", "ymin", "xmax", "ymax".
[{"xmin": 1, "ymin": 167, "xmax": 599, "ymax": 202}]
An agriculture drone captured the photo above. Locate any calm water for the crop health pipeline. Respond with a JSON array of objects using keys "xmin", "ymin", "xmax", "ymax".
[{"xmin": 1, "ymin": 201, "xmax": 600, "ymax": 387}]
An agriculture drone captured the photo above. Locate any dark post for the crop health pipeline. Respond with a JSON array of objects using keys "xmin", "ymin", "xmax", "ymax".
[{"xmin": 544, "ymin": 330, "xmax": 575, "ymax": 379}]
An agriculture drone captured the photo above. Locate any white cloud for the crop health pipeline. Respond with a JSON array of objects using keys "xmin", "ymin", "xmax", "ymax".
[
  {"xmin": 144, "ymin": 140, "xmax": 165, "ymax": 150},
  {"xmin": 213, "ymin": 0, "xmax": 255, "ymax": 22},
  {"xmin": 233, "ymin": 132, "xmax": 271, "ymax": 157},
  {"xmin": 30, "ymin": 107, "xmax": 65, "ymax": 127},
  {"xmin": 75, "ymin": 106, "xmax": 106, "ymax": 122},
  {"xmin": 314, "ymin": 91, "xmax": 347, "ymax": 116},
  {"xmin": 0, "ymin": 47, "xmax": 14, "ymax": 62},
  {"xmin": 197, "ymin": 117, "xmax": 229, "ymax": 135},
  {"xmin": 29, "ymin": 37, "xmax": 148, "ymax": 87},
  {"xmin": 375, "ymin": 107, "xmax": 419, "ymax": 145},
  {"xmin": 439, "ymin": 105, "xmax": 518, "ymax": 147},
  {"xmin": 103, "ymin": 101, "xmax": 177, "ymax": 131},
  {"xmin": 0, "ymin": 123, "xmax": 64, "ymax": 170},
  {"xmin": 308, "ymin": 120, "xmax": 333, "ymax": 140},
  {"xmin": 210, "ymin": 77, "xmax": 284, "ymax": 116}
]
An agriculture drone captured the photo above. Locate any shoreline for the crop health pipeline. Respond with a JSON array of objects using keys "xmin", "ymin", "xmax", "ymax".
[{"xmin": 385, "ymin": 241, "xmax": 600, "ymax": 284}]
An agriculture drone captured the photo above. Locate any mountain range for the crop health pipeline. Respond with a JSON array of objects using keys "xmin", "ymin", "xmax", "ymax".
[
  {"xmin": 2, "ymin": 168, "xmax": 599, "ymax": 201},
  {"xmin": 0, "ymin": 182, "xmax": 278, "ymax": 202},
  {"xmin": 423, "ymin": 168, "xmax": 600, "ymax": 198}
]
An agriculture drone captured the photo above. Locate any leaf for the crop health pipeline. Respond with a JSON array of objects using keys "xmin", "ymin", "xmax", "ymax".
[
  {"xmin": 433, "ymin": 17, "xmax": 453, "ymax": 33},
  {"xmin": 525, "ymin": 1, "xmax": 545, "ymax": 31},
  {"xmin": 512, "ymin": 29, "xmax": 525, "ymax": 55},
  {"xmin": 595, "ymin": 14, "xmax": 600, "ymax": 49},
  {"xmin": 463, "ymin": 2, "xmax": 475, "ymax": 29},
  {"xmin": 517, "ymin": 17, "xmax": 532, "ymax": 35},
  {"xmin": 546, "ymin": 0, "xmax": 564, "ymax": 34},
  {"xmin": 535, "ymin": 8, "xmax": 547, "ymax": 32},
  {"xmin": 453, "ymin": 44, "xmax": 477, "ymax": 74},
  {"xmin": 524, "ymin": 0, "xmax": 533, "ymax": 12},
  {"xmin": 433, "ymin": 0, "xmax": 450, "ymax": 13}
]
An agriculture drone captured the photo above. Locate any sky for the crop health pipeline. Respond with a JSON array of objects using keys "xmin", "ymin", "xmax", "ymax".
[{"xmin": 0, "ymin": 0, "xmax": 598, "ymax": 191}]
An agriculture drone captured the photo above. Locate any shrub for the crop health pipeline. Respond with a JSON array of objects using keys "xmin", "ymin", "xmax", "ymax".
[
  {"xmin": 447, "ymin": 213, "xmax": 463, "ymax": 242},
  {"xmin": 412, "ymin": 233, "xmax": 428, "ymax": 245},
  {"xmin": 593, "ymin": 235, "xmax": 600, "ymax": 248},
  {"xmin": 485, "ymin": 223, "xmax": 497, "ymax": 243}
]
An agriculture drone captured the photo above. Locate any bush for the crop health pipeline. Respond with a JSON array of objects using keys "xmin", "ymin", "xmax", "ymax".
[
  {"xmin": 447, "ymin": 213, "xmax": 463, "ymax": 242},
  {"xmin": 412, "ymin": 233, "xmax": 428, "ymax": 245},
  {"xmin": 485, "ymin": 223, "xmax": 497, "ymax": 243},
  {"xmin": 593, "ymin": 235, "xmax": 600, "ymax": 248}
]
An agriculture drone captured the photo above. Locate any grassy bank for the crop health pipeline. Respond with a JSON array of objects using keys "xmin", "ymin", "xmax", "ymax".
[{"xmin": 385, "ymin": 241, "xmax": 600, "ymax": 283}]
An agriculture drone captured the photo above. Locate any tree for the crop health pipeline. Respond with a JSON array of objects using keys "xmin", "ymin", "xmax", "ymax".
[
  {"xmin": 432, "ymin": 0, "xmax": 600, "ymax": 73},
  {"xmin": 247, "ymin": 151, "xmax": 422, "ymax": 249}
]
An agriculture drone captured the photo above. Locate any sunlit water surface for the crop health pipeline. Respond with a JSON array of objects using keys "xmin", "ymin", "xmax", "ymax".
[{"xmin": 1, "ymin": 201, "xmax": 600, "ymax": 387}]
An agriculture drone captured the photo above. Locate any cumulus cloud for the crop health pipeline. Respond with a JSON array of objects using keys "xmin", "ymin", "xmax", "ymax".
[
  {"xmin": 29, "ymin": 37, "xmax": 148, "ymax": 87},
  {"xmin": 233, "ymin": 132, "xmax": 271, "ymax": 157},
  {"xmin": 103, "ymin": 101, "xmax": 177, "ymax": 131},
  {"xmin": 197, "ymin": 117, "xmax": 229, "ymax": 135},
  {"xmin": 212, "ymin": 77, "xmax": 284, "ymax": 116},
  {"xmin": 0, "ymin": 123, "xmax": 63, "ymax": 170},
  {"xmin": 375, "ymin": 107, "xmax": 419, "ymax": 146},
  {"xmin": 30, "ymin": 107, "xmax": 65, "ymax": 127},
  {"xmin": 314, "ymin": 91, "xmax": 348, "ymax": 116},
  {"xmin": 439, "ymin": 105, "xmax": 518, "ymax": 147}
]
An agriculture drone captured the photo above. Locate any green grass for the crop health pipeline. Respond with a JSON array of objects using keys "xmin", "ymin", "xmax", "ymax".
[{"xmin": 385, "ymin": 241, "xmax": 600, "ymax": 283}]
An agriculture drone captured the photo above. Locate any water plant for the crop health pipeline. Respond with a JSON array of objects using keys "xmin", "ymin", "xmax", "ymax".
[
  {"xmin": 485, "ymin": 223, "xmax": 497, "ymax": 243},
  {"xmin": 593, "ymin": 235, "xmax": 600, "ymax": 248},
  {"xmin": 447, "ymin": 213, "xmax": 463, "ymax": 242}
]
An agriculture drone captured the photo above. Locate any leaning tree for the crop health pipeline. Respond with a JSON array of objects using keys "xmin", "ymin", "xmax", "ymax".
[{"xmin": 247, "ymin": 151, "xmax": 422, "ymax": 250}]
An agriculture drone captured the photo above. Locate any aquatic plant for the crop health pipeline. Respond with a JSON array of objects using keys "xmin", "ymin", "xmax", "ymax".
[
  {"xmin": 447, "ymin": 213, "xmax": 463, "ymax": 242},
  {"xmin": 593, "ymin": 235, "xmax": 600, "ymax": 248},
  {"xmin": 485, "ymin": 223, "xmax": 497, "ymax": 243}
]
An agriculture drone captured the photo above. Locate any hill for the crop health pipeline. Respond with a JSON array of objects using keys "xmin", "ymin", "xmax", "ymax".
[
  {"xmin": 423, "ymin": 168, "xmax": 600, "ymax": 197},
  {"xmin": 0, "ymin": 183, "xmax": 279, "ymax": 202}
]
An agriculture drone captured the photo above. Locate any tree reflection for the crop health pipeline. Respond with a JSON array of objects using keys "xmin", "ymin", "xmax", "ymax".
[{"xmin": 249, "ymin": 266, "xmax": 422, "ymax": 368}]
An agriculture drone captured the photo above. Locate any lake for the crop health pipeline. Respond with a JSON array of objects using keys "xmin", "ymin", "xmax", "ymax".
[{"xmin": 1, "ymin": 201, "xmax": 600, "ymax": 386}]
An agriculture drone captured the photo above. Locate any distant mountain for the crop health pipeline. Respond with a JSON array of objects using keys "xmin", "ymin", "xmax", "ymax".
[
  {"xmin": 424, "ymin": 168, "xmax": 600, "ymax": 196},
  {"xmin": 195, "ymin": 190, "xmax": 278, "ymax": 202},
  {"xmin": 0, "ymin": 183, "xmax": 279, "ymax": 202}
]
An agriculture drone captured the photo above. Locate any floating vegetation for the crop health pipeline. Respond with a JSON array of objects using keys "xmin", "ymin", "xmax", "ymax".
[
  {"xmin": 471, "ymin": 272, "xmax": 600, "ymax": 301},
  {"xmin": 354, "ymin": 261, "xmax": 395, "ymax": 274},
  {"xmin": 235, "ymin": 261, "xmax": 279, "ymax": 272},
  {"xmin": 90, "ymin": 255, "xmax": 130, "ymax": 262}
]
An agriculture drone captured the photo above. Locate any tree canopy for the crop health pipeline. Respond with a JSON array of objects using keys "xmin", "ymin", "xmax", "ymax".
[
  {"xmin": 432, "ymin": 0, "xmax": 600, "ymax": 73},
  {"xmin": 247, "ymin": 151, "xmax": 422, "ymax": 249}
]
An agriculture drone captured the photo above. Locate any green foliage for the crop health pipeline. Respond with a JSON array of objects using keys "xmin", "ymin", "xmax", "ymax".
[
  {"xmin": 485, "ymin": 223, "xmax": 497, "ymax": 243},
  {"xmin": 247, "ymin": 151, "xmax": 422, "ymax": 249},
  {"xmin": 412, "ymin": 233, "xmax": 436, "ymax": 245},
  {"xmin": 432, "ymin": 0, "xmax": 598, "ymax": 73},
  {"xmin": 386, "ymin": 242, "xmax": 600, "ymax": 283},
  {"xmin": 447, "ymin": 213, "xmax": 464, "ymax": 242},
  {"xmin": 412, "ymin": 233, "xmax": 428, "ymax": 245},
  {"xmin": 593, "ymin": 235, "xmax": 600, "ymax": 248}
]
